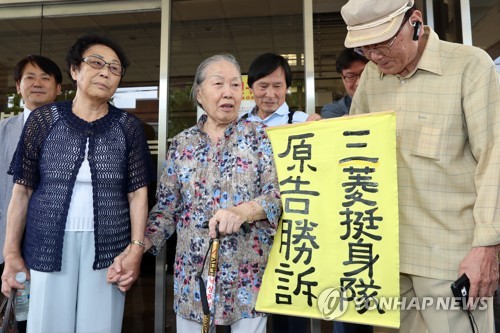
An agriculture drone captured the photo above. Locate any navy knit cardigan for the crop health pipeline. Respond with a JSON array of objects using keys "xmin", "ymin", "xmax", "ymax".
[{"xmin": 9, "ymin": 101, "xmax": 153, "ymax": 272}]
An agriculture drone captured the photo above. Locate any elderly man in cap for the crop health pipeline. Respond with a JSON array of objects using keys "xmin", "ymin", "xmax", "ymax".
[{"xmin": 340, "ymin": 0, "xmax": 500, "ymax": 332}]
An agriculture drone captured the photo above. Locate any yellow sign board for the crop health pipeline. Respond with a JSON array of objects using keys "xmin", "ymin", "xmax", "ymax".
[{"xmin": 256, "ymin": 111, "xmax": 400, "ymax": 328}]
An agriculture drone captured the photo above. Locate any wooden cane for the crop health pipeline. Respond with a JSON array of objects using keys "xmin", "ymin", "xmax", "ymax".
[{"xmin": 201, "ymin": 231, "xmax": 220, "ymax": 333}]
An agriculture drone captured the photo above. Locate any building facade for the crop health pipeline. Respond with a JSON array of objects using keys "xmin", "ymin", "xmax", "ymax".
[{"xmin": 0, "ymin": 0, "xmax": 498, "ymax": 332}]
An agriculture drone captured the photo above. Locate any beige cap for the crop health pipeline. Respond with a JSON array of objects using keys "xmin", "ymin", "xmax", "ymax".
[{"xmin": 341, "ymin": 0, "xmax": 414, "ymax": 48}]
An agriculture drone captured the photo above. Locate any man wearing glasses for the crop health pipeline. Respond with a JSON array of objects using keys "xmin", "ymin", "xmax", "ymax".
[
  {"xmin": 320, "ymin": 48, "xmax": 367, "ymax": 119},
  {"xmin": 341, "ymin": 0, "xmax": 500, "ymax": 332}
]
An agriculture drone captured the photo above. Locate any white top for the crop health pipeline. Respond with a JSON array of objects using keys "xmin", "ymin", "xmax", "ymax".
[
  {"xmin": 65, "ymin": 139, "xmax": 94, "ymax": 231},
  {"xmin": 23, "ymin": 107, "xmax": 32, "ymax": 124}
]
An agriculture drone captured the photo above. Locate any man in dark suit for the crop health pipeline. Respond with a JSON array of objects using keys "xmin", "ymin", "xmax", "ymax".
[{"xmin": 321, "ymin": 48, "xmax": 367, "ymax": 119}]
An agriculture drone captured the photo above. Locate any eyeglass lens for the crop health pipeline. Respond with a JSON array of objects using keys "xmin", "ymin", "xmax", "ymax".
[
  {"xmin": 361, "ymin": 43, "xmax": 392, "ymax": 58},
  {"xmin": 343, "ymin": 74, "xmax": 360, "ymax": 83},
  {"xmin": 84, "ymin": 56, "xmax": 123, "ymax": 76}
]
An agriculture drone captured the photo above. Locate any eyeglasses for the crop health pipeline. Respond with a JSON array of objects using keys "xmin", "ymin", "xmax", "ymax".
[
  {"xmin": 342, "ymin": 73, "xmax": 362, "ymax": 83},
  {"xmin": 82, "ymin": 56, "xmax": 125, "ymax": 76},
  {"xmin": 355, "ymin": 19, "xmax": 407, "ymax": 58}
]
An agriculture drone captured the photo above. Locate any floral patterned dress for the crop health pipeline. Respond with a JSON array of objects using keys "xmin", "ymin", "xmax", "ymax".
[{"xmin": 146, "ymin": 115, "xmax": 282, "ymax": 325}]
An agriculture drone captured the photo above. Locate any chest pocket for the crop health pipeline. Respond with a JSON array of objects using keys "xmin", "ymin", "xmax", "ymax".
[
  {"xmin": 413, "ymin": 125, "xmax": 443, "ymax": 160},
  {"xmin": 403, "ymin": 112, "xmax": 464, "ymax": 161}
]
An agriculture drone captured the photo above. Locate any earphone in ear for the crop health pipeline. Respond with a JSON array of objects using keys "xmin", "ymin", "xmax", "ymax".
[{"xmin": 412, "ymin": 21, "xmax": 422, "ymax": 41}]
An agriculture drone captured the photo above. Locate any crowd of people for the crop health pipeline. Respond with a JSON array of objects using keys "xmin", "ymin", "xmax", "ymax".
[{"xmin": 1, "ymin": 0, "xmax": 498, "ymax": 332}]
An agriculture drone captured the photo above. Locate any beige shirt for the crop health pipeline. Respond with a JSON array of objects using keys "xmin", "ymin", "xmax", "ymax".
[{"xmin": 350, "ymin": 27, "xmax": 500, "ymax": 281}]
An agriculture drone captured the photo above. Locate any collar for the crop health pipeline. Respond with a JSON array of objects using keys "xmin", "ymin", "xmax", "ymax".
[
  {"xmin": 58, "ymin": 100, "xmax": 121, "ymax": 135},
  {"xmin": 413, "ymin": 27, "xmax": 443, "ymax": 76},
  {"xmin": 249, "ymin": 102, "xmax": 289, "ymax": 121},
  {"xmin": 195, "ymin": 114, "xmax": 240, "ymax": 139},
  {"xmin": 343, "ymin": 95, "xmax": 353, "ymax": 108}
]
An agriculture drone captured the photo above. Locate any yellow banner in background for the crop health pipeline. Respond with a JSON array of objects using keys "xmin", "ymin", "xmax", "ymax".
[
  {"xmin": 256, "ymin": 111, "xmax": 400, "ymax": 328},
  {"xmin": 240, "ymin": 75, "xmax": 255, "ymax": 114}
]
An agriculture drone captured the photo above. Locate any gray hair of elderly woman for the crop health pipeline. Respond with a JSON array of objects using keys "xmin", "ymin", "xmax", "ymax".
[{"xmin": 190, "ymin": 54, "xmax": 241, "ymax": 108}]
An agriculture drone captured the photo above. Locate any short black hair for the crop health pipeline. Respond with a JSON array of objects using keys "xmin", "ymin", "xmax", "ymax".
[
  {"xmin": 66, "ymin": 33, "xmax": 129, "ymax": 84},
  {"xmin": 14, "ymin": 55, "xmax": 63, "ymax": 85},
  {"xmin": 247, "ymin": 53, "xmax": 292, "ymax": 88},
  {"xmin": 336, "ymin": 48, "xmax": 368, "ymax": 73}
]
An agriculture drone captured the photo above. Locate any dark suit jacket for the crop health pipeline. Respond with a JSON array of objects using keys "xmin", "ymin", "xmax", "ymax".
[
  {"xmin": 320, "ymin": 95, "xmax": 352, "ymax": 119},
  {"xmin": 0, "ymin": 112, "xmax": 25, "ymax": 264}
]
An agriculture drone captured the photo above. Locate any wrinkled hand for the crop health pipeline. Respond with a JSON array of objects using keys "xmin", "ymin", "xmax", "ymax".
[
  {"xmin": 1, "ymin": 255, "xmax": 29, "ymax": 297},
  {"xmin": 107, "ymin": 245, "xmax": 143, "ymax": 292},
  {"xmin": 458, "ymin": 246, "xmax": 499, "ymax": 300},
  {"xmin": 208, "ymin": 208, "xmax": 246, "ymax": 238},
  {"xmin": 306, "ymin": 113, "xmax": 322, "ymax": 122}
]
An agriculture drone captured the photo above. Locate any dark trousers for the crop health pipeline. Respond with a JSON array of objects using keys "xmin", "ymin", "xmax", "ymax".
[
  {"xmin": 272, "ymin": 314, "xmax": 309, "ymax": 333},
  {"xmin": 333, "ymin": 321, "xmax": 373, "ymax": 333}
]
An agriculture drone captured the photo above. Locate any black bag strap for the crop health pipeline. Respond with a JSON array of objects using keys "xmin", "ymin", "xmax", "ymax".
[
  {"xmin": 287, "ymin": 109, "xmax": 297, "ymax": 124},
  {"xmin": 1, "ymin": 289, "xmax": 18, "ymax": 333},
  {"xmin": 0, "ymin": 296, "xmax": 8, "ymax": 313}
]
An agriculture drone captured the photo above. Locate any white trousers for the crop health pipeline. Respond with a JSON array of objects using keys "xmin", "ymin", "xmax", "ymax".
[
  {"xmin": 176, "ymin": 315, "xmax": 267, "ymax": 333},
  {"xmin": 28, "ymin": 231, "xmax": 125, "ymax": 333}
]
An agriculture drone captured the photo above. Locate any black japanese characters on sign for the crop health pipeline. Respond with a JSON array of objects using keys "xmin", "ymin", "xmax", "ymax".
[
  {"xmin": 339, "ymin": 129, "xmax": 384, "ymax": 314},
  {"xmin": 275, "ymin": 133, "xmax": 319, "ymax": 307}
]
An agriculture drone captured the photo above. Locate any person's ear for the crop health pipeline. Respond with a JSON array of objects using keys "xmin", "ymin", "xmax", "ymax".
[
  {"xmin": 70, "ymin": 65, "xmax": 79, "ymax": 81},
  {"xmin": 196, "ymin": 90, "xmax": 203, "ymax": 106},
  {"xmin": 411, "ymin": 21, "xmax": 422, "ymax": 41}
]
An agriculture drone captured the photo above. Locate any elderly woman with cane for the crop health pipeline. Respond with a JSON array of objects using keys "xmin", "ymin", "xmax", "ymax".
[{"xmin": 109, "ymin": 53, "xmax": 282, "ymax": 333}]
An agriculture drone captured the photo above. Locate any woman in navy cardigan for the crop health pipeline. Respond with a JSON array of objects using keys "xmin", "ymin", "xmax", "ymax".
[{"xmin": 1, "ymin": 34, "xmax": 152, "ymax": 333}]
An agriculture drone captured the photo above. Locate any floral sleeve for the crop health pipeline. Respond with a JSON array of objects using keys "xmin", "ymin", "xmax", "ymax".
[
  {"xmin": 146, "ymin": 140, "xmax": 181, "ymax": 255},
  {"xmin": 252, "ymin": 124, "xmax": 282, "ymax": 228}
]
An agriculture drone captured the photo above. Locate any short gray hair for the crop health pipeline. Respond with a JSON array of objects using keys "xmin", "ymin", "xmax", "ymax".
[{"xmin": 190, "ymin": 54, "xmax": 241, "ymax": 108}]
